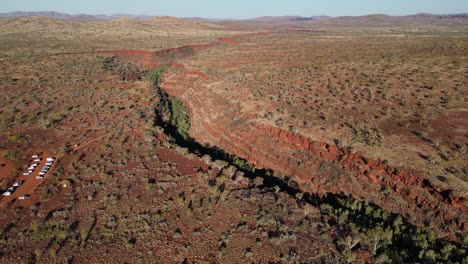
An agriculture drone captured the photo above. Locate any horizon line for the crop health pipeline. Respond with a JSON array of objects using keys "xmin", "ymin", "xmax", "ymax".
[{"xmin": 1, "ymin": 10, "xmax": 467, "ymax": 20}]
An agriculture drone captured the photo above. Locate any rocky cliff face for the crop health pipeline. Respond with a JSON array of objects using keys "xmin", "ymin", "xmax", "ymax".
[
  {"xmin": 160, "ymin": 65, "xmax": 467, "ymax": 240},
  {"xmin": 101, "ymin": 36, "xmax": 467, "ymax": 240},
  {"xmin": 97, "ymin": 44, "xmax": 214, "ymax": 67}
]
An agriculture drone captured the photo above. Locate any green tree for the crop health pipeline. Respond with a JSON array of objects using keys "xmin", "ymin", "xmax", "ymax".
[{"xmin": 144, "ymin": 66, "xmax": 166, "ymax": 86}]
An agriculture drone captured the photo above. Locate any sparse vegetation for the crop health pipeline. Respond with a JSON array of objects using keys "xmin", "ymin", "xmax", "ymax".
[
  {"xmin": 0, "ymin": 13, "xmax": 466, "ymax": 263},
  {"xmin": 144, "ymin": 66, "xmax": 166, "ymax": 86},
  {"xmin": 168, "ymin": 96, "xmax": 191, "ymax": 140}
]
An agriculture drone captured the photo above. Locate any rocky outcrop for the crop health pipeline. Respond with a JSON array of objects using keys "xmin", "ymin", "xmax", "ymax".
[
  {"xmin": 94, "ymin": 32, "xmax": 276, "ymax": 67},
  {"xmin": 96, "ymin": 44, "xmax": 214, "ymax": 67},
  {"xmin": 160, "ymin": 66, "xmax": 467, "ymax": 240},
  {"xmin": 99, "ymin": 31, "xmax": 466, "ymax": 239}
]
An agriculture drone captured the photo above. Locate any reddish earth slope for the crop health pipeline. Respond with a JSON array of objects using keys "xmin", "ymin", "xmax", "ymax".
[
  {"xmin": 97, "ymin": 44, "xmax": 214, "ymax": 67},
  {"xmin": 95, "ymin": 33, "xmax": 275, "ymax": 67},
  {"xmin": 103, "ymin": 32, "xmax": 467, "ymax": 240},
  {"xmin": 160, "ymin": 69, "xmax": 466, "ymax": 239}
]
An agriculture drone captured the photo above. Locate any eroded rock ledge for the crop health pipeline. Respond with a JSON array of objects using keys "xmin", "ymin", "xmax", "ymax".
[
  {"xmin": 160, "ymin": 65, "xmax": 467, "ymax": 240},
  {"xmin": 99, "ymin": 35, "xmax": 467, "ymax": 240}
]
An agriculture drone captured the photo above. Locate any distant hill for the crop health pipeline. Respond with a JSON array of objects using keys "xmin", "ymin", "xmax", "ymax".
[
  {"xmin": 0, "ymin": 11, "xmax": 155, "ymax": 21},
  {"xmin": 251, "ymin": 16, "xmax": 309, "ymax": 22},
  {"xmin": 183, "ymin": 17, "xmax": 236, "ymax": 22},
  {"xmin": 1, "ymin": 11, "xmax": 466, "ymax": 27},
  {"xmin": 0, "ymin": 15, "xmax": 233, "ymax": 52},
  {"xmin": 314, "ymin": 13, "xmax": 468, "ymax": 27},
  {"xmin": 0, "ymin": 11, "xmax": 100, "ymax": 21},
  {"xmin": 247, "ymin": 16, "xmax": 333, "ymax": 22},
  {"xmin": 0, "ymin": 12, "xmax": 330, "ymax": 23},
  {"xmin": 95, "ymin": 14, "xmax": 155, "ymax": 20},
  {"xmin": 402, "ymin": 13, "xmax": 468, "ymax": 24}
]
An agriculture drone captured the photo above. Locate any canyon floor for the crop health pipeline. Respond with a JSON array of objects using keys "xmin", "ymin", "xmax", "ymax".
[{"xmin": 0, "ymin": 15, "xmax": 467, "ymax": 263}]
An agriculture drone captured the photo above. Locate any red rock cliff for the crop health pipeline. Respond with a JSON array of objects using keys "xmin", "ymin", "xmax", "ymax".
[{"xmin": 160, "ymin": 67, "xmax": 467, "ymax": 240}]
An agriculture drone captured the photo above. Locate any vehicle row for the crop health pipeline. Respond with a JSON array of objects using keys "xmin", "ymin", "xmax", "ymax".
[
  {"xmin": 23, "ymin": 156, "xmax": 55, "ymax": 177},
  {"xmin": 2, "ymin": 154, "xmax": 56, "ymax": 199},
  {"xmin": 2, "ymin": 180, "xmax": 24, "ymax": 196}
]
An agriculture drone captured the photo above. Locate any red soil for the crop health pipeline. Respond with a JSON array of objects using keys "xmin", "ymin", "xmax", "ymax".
[
  {"xmin": 97, "ymin": 49, "xmax": 158, "ymax": 67},
  {"xmin": 156, "ymin": 148, "xmax": 209, "ymax": 175},
  {"xmin": 97, "ymin": 44, "xmax": 214, "ymax": 67},
  {"xmin": 73, "ymin": 132, "xmax": 111, "ymax": 151},
  {"xmin": 0, "ymin": 153, "xmax": 14, "ymax": 181},
  {"xmin": 160, "ymin": 66, "xmax": 467, "ymax": 238},
  {"xmin": 182, "ymin": 71, "xmax": 209, "ymax": 80},
  {"xmin": 92, "ymin": 32, "xmax": 275, "ymax": 67},
  {"xmin": 0, "ymin": 151, "xmax": 57, "ymax": 205},
  {"xmin": 93, "ymin": 31, "xmax": 466, "ymax": 238},
  {"xmin": 219, "ymin": 37, "xmax": 237, "ymax": 45}
]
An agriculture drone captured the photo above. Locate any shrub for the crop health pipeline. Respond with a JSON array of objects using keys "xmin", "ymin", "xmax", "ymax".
[
  {"xmin": 144, "ymin": 66, "xmax": 166, "ymax": 86},
  {"xmin": 169, "ymin": 96, "xmax": 190, "ymax": 139}
]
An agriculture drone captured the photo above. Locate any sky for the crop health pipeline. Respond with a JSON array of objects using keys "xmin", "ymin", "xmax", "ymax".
[{"xmin": 1, "ymin": 0, "xmax": 467, "ymax": 19}]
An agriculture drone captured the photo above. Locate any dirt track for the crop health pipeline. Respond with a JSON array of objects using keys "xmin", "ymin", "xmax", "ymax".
[{"xmin": 73, "ymin": 133, "xmax": 111, "ymax": 151}]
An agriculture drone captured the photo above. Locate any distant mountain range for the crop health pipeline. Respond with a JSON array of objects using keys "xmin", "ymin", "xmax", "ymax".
[
  {"xmin": 246, "ymin": 13, "xmax": 467, "ymax": 22},
  {"xmin": 311, "ymin": 13, "xmax": 468, "ymax": 27},
  {"xmin": 0, "ymin": 11, "xmax": 466, "ymax": 25},
  {"xmin": 0, "ymin": 11, "xmax": 154, "ymax": 21},
  {"xmin": 246, "ymin": 16, "xmax": 330, "ymax": 22}
]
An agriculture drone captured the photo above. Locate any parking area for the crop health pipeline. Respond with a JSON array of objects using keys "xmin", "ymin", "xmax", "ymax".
[{"xmin": 1, "ymin": 152, "xmax": 57, "ymax": 205}]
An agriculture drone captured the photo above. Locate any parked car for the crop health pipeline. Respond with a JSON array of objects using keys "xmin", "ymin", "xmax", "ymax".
[
  {"xmin": 7, "ymin": 187, "xmax": 15, "ymax": 192},
  {"xmin": 13, "ymin": 181, "xmax": 24, "ymax": 187},
  {"xmin": 2, "ymin": 191, "xmax": 11, "ymax": 196},
  {"xmin": 33, "ymin": 158, "xmax": 41, "ymax": 162},
  {"xmin": 46, "ymin": 157, "xmax": 55, "ymax": 162},
  {"xmin": 45, "ymin": 162, "xmax": 53, "ymax": 166},
  {"xmin": 35, "ymin": 175, "xmax": 44, "ymax": 179},
  {"xmin": 39, "ymin": 171, "xmax": 46, "ymax": 176},
  {"xmin": 31, "ymin": 154, "xmax": 39, "ymax": 159},
  {"xmin": 23, "ymin": 172, "xmax": 31, "ymax": 176},
  {"xmin": 19, "ymin": 195, "xmax": 30, "ymax": 200}
]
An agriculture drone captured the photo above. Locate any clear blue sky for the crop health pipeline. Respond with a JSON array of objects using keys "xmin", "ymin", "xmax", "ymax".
[{"xmin": 1, "ymin": 0, "xmax": 467, "ymax": 19}]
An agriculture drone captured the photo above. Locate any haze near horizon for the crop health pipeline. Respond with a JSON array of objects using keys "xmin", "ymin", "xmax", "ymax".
[{"xmin": 1, "ymin": 0, "xmax": 467, "ymax": 19}]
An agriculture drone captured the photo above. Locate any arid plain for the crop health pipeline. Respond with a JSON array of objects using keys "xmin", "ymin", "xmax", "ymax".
[{"xmin": 0, "ymin": 14, "xmax": 467, "ymax": 263}]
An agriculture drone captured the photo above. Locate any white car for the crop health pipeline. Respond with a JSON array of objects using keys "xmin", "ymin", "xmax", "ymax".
[
  {"xmin": 33, "ymin": 158, "xmax": 41, "ymax": 162},
  {"xmin": 23, "ymin": 172, "xmax": 31, "ymax": 176},
  {"xmin": 31, "ymin": 154, "xmax": 39, "ymax": 159},
  {"xmin": 19, "ymin": 195, "xmax": 30, "ymax": 200},
  {"xmin": 28, "ymin": 166, "xmax": 35, "ymax": 170},
  {"xmin": 38, "ymin": 171, "xmax": 46, "ymax": 176},
  {"xmin": 13, "ymin": 181, "xmax": 24, "ymax": 187},
  {"xmin": 46, "ymin": 157, "xmax": 55, "ymax": 162},
  {"xmin": 31, "ymin": 163, "xmax": 38, "ymax": 167},
  {"xmin": 45, "ymin": 162, "xmax": 53, "ymax": 166},
  {"xmin": 2, "ymin": 191, "xmax": 11, "ymax": 196},
  {"xmin": 35, "ymin": 175, "xmax": 44, "ymax": 179}
]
